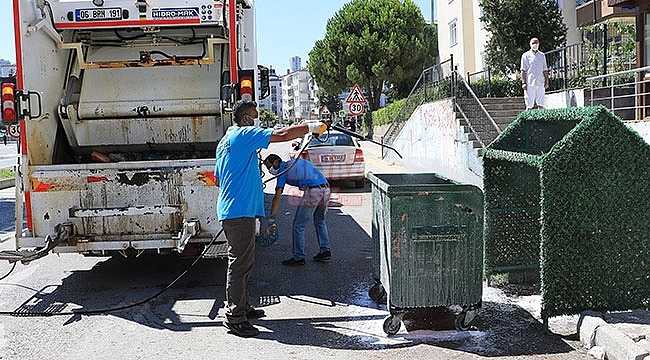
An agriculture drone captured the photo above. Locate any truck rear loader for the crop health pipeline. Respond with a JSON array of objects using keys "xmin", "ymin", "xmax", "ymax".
[{"xmin": 0, "ymin": 0, "xmax": 269, "ymax": 262}]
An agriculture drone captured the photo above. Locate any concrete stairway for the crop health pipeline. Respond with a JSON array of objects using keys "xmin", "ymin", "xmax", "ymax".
[
  {"xmin": 457, "ymin": 97, "xmax": 525, "ymax": 151},
  {"xmin": 480, "ymin": 97, "xmax": 525, "ymax": 131}
]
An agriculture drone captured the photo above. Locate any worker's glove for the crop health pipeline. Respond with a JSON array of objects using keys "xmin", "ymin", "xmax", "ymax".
[
  {"xmin": 256, "ymin": 217, "xmax": 278, "ymax": 247},
  {"xmin": 307, "ymin": 121, "xmax": 328, "ymax": 137}
]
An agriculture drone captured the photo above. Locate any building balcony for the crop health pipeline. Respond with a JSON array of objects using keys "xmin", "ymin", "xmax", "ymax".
[{"xmin": 577, "ymin": 0, "xmax": 635, "ymax": 27}]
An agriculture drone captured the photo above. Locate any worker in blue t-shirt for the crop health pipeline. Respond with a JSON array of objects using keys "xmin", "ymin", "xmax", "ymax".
[
  {"xmin": 215, "ymin": 100, "xmax": 327, "ymax": 338},
  {"xmin": 263, "ymin": 153, "xmax": 331, "ymax": 267}
]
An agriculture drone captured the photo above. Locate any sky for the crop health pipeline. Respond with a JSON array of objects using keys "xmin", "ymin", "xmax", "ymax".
[
  {"xmin": 0, "ymin": 1, "xmax": 434, "ymax": 68},
  {"xmin": 256, "ymin": 0, "xmax": 434, "ymax": 73}
]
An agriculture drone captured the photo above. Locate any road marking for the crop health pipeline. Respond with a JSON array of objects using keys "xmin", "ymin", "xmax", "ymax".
[
  {"xmin": 365, "ymin": 156, "xmax": 403, "ymax": 173},
  {"xmin": 362, "ymin": 142, "xmax": 406, "ymax": 173}
]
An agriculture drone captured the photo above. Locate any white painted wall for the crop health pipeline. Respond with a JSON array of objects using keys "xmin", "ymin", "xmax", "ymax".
[
  {"xmin": 544, "ymin": 89, "xmax": 585, "ymax": 109},
  {"xmin": 388, "ymin": 100, "xmax": 483, "ymax": 188},
  {"xmin": 626, "ymin": 122, "xmax": 650, "ymax": 144}
]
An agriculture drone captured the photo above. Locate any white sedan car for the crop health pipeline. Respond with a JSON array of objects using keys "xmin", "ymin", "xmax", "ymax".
[{"xmin": 289, "ymin": 130, "xmax": 366, "ymax": 188}]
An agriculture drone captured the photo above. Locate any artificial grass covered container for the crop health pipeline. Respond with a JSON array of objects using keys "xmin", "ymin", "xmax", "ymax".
[
  {"xmin": 483, "ymin": 105, "xmax": 650, "ymax": 320},
  {"xmin": 539, "ymin": 107, "xmax": 650, "ymax": 319},
  {"xmin": 483, "ymin": 107, "xmax": 581, "ymax": 278}
]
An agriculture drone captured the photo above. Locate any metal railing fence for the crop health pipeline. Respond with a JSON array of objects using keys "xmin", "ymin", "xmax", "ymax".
[{"xmin": 587, "ymin": 65, "xmax": 650, "ymax": 121}]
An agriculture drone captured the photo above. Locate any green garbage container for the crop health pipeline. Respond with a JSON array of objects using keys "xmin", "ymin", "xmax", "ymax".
[{"xmin": 368, "ymin": 173, "xmax": 484, "ymax": 335}]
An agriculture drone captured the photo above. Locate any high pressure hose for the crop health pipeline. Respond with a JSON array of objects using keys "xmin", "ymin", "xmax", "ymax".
[{"xmin": 0, "ymin": 129, "xmax": 321, "ymax": 317}]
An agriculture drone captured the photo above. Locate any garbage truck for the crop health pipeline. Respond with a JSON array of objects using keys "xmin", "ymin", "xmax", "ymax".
[{"xmin": 0, "ymin": 0, "xmax": 269, "ymax": 262}]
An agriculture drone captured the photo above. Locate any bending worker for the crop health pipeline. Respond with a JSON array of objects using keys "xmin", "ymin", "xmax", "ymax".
[{"xmin": 263, "ymin": 153, "xmax": 331, "ymax": 267}]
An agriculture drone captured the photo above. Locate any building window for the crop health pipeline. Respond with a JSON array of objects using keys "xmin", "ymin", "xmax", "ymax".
[{"xmin": 449, "ymin": 19, "xmax": 458, "ymax": 47}]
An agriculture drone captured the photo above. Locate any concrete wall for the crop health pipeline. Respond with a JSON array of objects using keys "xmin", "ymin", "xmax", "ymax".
[
  {"xmin": 545, "ymin": 89, "xmax": 585, "ymax": 109},
  {"xmin": 388, "ymin": 100, "xmax": 483, "ymax": 188},
  {"xmin": 627, "ymin": 121, "xmax": 650, "ymax": 144}
]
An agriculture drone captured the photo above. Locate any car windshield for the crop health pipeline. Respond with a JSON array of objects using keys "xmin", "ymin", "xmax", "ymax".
[{"xmin": 308, "ymin": 133, "xmax": 354, "ymax": 147}]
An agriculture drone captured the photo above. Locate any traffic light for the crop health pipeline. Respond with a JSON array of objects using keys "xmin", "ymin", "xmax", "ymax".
[{"xmin": 1, "ymin": 82, "xmax": 16, "ymax": 123}]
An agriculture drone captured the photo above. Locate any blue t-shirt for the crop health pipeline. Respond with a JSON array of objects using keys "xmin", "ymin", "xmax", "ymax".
[
  {"xmin": 276, "ymin": 158, "xmax": 327, "ymax": 189},
  {"xmin": 215, "ymin": 126, "xmax": 273, "ymax": 220}
]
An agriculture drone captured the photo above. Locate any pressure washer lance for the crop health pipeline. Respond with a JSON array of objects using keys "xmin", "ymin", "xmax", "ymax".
[{"xmin": 329, "ymin": 122, "xmax": 403, "ymax": 159}]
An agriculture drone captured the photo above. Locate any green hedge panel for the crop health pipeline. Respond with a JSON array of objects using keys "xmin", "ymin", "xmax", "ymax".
[
  {"xmin": 540, "ymin": 106, "xmax": 650, "ymax": 318},
  {"xmin": 484, "ymin": 105, "xmax": 650, "ymax": 320}
]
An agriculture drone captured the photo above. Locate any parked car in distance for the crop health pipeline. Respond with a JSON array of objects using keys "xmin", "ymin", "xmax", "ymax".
[
  {"xmin": 273, "ymin": 123, "xmax": 284, "ymax": 130},
  {"xmin": 289, "ymin": 130, "xmax": 365, "ymax": 188}
]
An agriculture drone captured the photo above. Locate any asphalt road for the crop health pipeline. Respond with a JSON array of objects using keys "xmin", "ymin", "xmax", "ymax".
[{"xmin": 0, "ymin": 139, "xmax": 591, "ymax": 360}]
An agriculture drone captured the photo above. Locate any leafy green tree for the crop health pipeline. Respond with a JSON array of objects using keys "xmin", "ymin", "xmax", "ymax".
[
  {"xmin": 308, "ymin": 0, "xmax": 437, "ymax": 111},
  {"xmin": 259, "ymin": 108, "xmax": 276, "ymax": 124},
  {"xmin": 318, "ymin": 92, "xmax": 342, "ymax": 118},
  {"xmin": 480, "ymin": 0, "xmax": 567, "ymax": 75}
]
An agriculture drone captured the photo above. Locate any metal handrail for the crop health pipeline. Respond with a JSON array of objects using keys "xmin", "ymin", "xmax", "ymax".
[
  {"xmin": 453, "ymin": 69, "xmax": 502, "ymax": 149},
  {"xmin": 586, "ymin": 65, "xmax": 650, "ymax": 121}
]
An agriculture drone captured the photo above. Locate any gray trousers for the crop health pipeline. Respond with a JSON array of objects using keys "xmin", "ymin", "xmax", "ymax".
[{"xmin": 222, "ymin": 217, "xmax": 256, "ymax": 324}]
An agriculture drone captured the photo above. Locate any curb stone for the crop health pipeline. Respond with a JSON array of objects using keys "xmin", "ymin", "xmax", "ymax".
[
  {"xmin": 0, "ymin": 178, "xmax": 13, "ymax": 190},
  {"xmin": 579, "ymin": 311, "xmax": 649, "ymax": 360}
]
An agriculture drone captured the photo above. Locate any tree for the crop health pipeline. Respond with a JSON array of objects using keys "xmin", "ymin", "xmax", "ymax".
[
  {"xmin": 318, "ymin": 92, "xmax": 342, "ymax": 118},
  {"xmin": 259, "ymin": 108, "xmax": 276, "ymax": 125},
  {"xmin": 308, "ymin": 0, "xmax": 437, "ymax": 111},
  {"xmin": 480, "ymin": 0, "xmax": 567, "ymax": 75}
]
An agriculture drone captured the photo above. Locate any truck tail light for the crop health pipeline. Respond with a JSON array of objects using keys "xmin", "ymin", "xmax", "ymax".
[
  {"xmin": 354, "ymin": 149, "xmax": 364, "ymax": 162},
  {"xmin": 238, "ymin": 69, "xmax": 255, "ymax": 102},
  {"xmin": 239, "ymin": 76, "xmax": 253, "ymax": 102},
  {"xmin": 1, "ymin": 83, "xmax": 16, "ymax": 123}
]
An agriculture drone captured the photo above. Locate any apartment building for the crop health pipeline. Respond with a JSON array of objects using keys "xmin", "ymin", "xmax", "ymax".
[
  {"xmin": 0, "ymin": 59, "xmax": 16, "ymax": 77},
  {"xmin": 281, "ymin": 68, "xmax": 318, "ymax": 122}
]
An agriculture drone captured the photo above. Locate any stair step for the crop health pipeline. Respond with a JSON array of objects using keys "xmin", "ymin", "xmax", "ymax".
[
  {"xmin": 480, "ymin": 97, "xmax": 524, "ymax": 104},
  {"xmin": 482, "ymin": 105, "xmax": 526, "ymax": 112}
]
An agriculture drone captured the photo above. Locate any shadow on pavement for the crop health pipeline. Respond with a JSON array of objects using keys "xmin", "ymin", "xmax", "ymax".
[{"xmin": 1, "ymin": 192, "xmax": 579, "ymax": 357}]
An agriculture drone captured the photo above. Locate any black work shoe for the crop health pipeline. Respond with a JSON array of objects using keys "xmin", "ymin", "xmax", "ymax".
[
  {"xmin": 246, "ymin": 308, "xmax": 266, "ymax": 319},
  {"xmin": 282, "ymin": 258, "xmax": 306, "ymax": 266},
  {"xmin": 224, "ymin": 321, "xmax": 259, "ymax": 337},
  {"xmin": 313, "ymin": 250, "xmax": 331, "ymax": 262}
]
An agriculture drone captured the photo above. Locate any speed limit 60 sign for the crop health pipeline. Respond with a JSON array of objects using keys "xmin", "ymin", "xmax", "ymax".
[{"xmin": 348, "ymin": 102, "xmax": 364, "ymax": 116}]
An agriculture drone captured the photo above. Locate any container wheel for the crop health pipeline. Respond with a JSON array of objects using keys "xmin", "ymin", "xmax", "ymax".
[
  {"xmin": 368, "ymin": 282, "xmax": 386, "ymax": 304},
  {"xmin": 383, "ymin": 315, "xmax": 401, "ymax": 335},
  {"xmin": 454, "ymin": 309, "xmax": 477, "ymax": 331}
]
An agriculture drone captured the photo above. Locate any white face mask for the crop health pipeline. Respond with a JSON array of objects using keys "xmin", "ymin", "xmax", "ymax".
[
  {"xmin": 269, "ymin": 167, "xmax": 279, "ymax": 175},
  {"xmin": 531, "ymin": 43, "xmax": 539, "ymax": 51}
]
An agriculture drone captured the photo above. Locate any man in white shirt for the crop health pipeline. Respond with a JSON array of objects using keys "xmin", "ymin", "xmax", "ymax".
[{"xmin": 520, "ymin": 37, "xmax": 549, "ymax": 110}]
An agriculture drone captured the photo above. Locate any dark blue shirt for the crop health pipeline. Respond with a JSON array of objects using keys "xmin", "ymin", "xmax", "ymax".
[{"xmin": 276, "ymin": 158, "xmax": 327, "ymax": 189}]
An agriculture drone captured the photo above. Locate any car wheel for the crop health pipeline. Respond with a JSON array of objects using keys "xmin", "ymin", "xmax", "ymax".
[{"xmin": 354, "ymin": 179, "xmax": 365, "ymax": 188}]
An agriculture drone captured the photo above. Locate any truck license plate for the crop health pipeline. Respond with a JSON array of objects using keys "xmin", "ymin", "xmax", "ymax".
[
  {"xmin": 321, "ymin": 154, "xmax": 345, "ymax": 162},
  {"xmin": 75, "ymin": 8, "xmax": 122, "ymax": 21}
]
